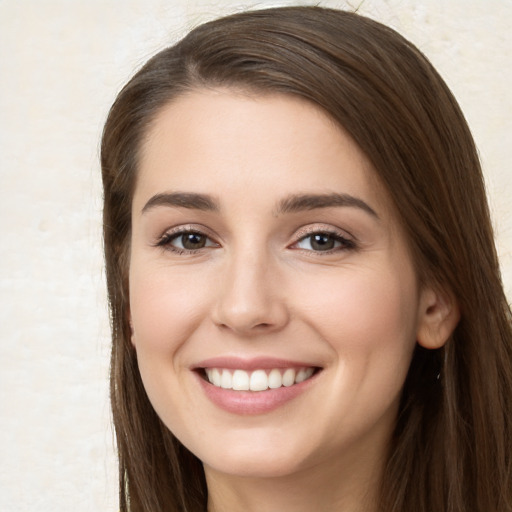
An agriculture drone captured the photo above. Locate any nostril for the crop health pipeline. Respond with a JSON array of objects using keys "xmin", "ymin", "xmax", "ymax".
[{"xmin": 214, "ymin": 318, "xmax": 282, "ymax": 333}]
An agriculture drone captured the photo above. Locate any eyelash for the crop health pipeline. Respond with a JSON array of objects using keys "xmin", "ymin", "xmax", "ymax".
[
  {"xmin": 155, "ymin": 227, "xmax": 217, "ymax": 255},
  {"xmin": 292, "ymin": 228, "xmax": 356, "ymax": 254},
  {"xmin": 155, "ymin": 226, "xmax": 356, "ymax": 255}
]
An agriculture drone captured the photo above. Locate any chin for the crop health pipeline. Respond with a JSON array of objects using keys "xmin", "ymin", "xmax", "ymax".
[
  {"xmin": 189, "ymin": 426, "xmax": 322, "ymax": 479},
  {"xmin": 203, "ymin": 449, "xmax": 310, "ymax": 479}
]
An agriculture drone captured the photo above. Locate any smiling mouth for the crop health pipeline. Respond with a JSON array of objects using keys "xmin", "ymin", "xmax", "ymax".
[{"xmin": 201, "ymin": 367, "xmax": 319, "ymax": 392}]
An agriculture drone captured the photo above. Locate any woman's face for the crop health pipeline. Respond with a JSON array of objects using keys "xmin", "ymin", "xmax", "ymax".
[{"xmin": 129, "ymin": 89, "xmax": 429, "ymax": 480}]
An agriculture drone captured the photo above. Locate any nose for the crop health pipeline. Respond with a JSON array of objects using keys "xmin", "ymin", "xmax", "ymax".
[{"xmin": 211, "ymin": 250, "xmax": 290, "ymax": 336}]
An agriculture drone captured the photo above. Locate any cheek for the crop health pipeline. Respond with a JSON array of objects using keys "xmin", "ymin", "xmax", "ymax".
[
  {"xmin": 128, "ymin": 265, "xmax": 213, "ymax": 428},
  {"xmin": 295, "ymin": 264, "xmax": 419, "ymax": 379},
  {"xmin": 292, "ymin": 265, "xmax": 419, "ymax": 442},
  {"xmin": 129, "ymin": 264, "xmax": 212, "ymax": 352}
]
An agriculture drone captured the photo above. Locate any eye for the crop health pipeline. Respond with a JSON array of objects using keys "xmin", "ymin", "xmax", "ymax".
[
  {"xmin": 293, "ymin": 232, "xmax": 355, "ymax": 252},
  {"xmin": 156, "ymin": 229, "xmax": 218, "ymax": 253}
]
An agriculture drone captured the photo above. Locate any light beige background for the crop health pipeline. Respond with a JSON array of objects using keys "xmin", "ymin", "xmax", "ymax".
[{"xmin": 0, "ymin": 1, "xmax": 510, "ymax": 510}]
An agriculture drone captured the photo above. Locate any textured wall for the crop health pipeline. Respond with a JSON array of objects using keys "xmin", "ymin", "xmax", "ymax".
[{"xmin": 0, "ymin": 1, "xmax": 510, "ymax": 510}]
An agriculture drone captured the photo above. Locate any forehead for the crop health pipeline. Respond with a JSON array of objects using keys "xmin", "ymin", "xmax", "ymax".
[{"xmin": 134, "ymin": 89, "xmax": 390, "ymax": 217}]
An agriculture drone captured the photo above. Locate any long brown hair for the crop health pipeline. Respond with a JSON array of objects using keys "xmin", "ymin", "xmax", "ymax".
[{"xmin": 101, "ymin": 6, "xmax": 512, "ymax": 511}]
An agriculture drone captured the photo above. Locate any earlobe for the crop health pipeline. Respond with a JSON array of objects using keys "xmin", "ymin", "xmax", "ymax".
[{"xmin": 416, "ymin": 286, "xmax": 460, "ymax": 349}]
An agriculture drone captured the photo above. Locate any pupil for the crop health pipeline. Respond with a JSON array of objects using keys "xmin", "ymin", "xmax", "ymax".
[
  {"xmin": 312, "ymin": 234, "xmax": 334, "ymax": 251},
  {"xmin": 182, "ymin": 233, "xmax": 205, "ymax": 249}
]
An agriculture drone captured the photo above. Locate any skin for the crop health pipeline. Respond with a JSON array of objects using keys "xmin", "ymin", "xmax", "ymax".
[{"xmin": 129, "ymin": 89, "xmax": 455, "ymax": 512}]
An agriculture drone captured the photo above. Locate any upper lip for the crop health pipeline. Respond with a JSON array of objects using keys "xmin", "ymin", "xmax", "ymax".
[{"xmin": 192, "ymin": 356, "xmax": 321, "ymax": 372}]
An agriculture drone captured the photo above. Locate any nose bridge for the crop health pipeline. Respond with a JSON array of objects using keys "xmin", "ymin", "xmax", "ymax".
[{"xmin": 213, "ymin": 238, "xmax": 288, "ymax": 334}]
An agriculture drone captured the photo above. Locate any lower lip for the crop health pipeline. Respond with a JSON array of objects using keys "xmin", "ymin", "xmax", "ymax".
[{"xmin": 195, "ymin": 371, "xmax": 318, "ymax": 415}]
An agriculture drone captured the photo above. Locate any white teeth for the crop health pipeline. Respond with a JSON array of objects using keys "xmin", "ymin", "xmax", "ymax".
[
  {"xmin": 232, "ymin": 369, "xmax": 250, "ymax": 390},
  {"xmin": 296, "ymin": 368, "xmax": 314, "ymax": 383},
  {"xmin": 211, "ymin": 368, "xmax": 221, "ymax": 387},
  {"xmin": 282, "ymin": 368, "xmax": 296, "ymax": 387},
  {"xmin": 268, "ymin": 368, "xmax": 282, "ymax": 389},
  {"xmin": 249, "ymin": 370, "xmax": 268, "ymax": 391},
  {"xmin": 220, "ymin": 369, "xmax": 232, "ymax": 389},
  {"xmin": 204, "ymin": 367, "xmax": 315, "ymax": 391}
]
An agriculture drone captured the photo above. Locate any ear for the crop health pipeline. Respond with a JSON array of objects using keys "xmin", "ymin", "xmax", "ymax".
[{"xmin": 416, "ymin": 285, "xmax": 460, "ymax": 349}]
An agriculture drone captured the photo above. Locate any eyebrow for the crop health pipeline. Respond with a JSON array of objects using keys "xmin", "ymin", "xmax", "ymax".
[
  {"xmin": 142, "ymin": 192, "xmax": 219, "ymax": 214},
  {"xmin": 141, "ymin": 191, "xmax": 378, "ymax": 219},
  {"xmin": 275, "ymin": 193, "xmax": 379, "ymax": 218}
]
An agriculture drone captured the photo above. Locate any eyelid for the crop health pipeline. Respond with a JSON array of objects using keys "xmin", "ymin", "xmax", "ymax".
[
  {"xmin": 292, "ymin": 223, "xmax": 355, "ymax": 242},
  {"xmin": 154, "ymin": 224, "xmax": 220, "ymax": 250},
  {"xmin": 155, "ymin": 223, "xmax": 214, "ymax": 239},
  {"xmin": 152, "ymin": 223, "xmax": 356, "ymax": 253},
  {"xmin": 289, "ymin": 223, "xmax": 357, "ymax": 253}
]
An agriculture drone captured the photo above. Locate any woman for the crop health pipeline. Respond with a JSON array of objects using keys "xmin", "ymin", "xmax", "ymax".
[{"xmin": 101, "ymin": 6, "xmax": 512, "ymax": 512}]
